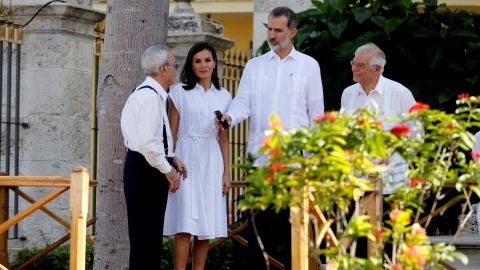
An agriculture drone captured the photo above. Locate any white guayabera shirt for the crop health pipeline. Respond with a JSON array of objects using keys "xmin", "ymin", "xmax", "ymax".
[
  {"xmin": 341, "ymin": 75, "xmax": 416, "ymax": 194},
  {"xmin": 227, "ymin": 47, "xmax": 324, "ymax": 166}
]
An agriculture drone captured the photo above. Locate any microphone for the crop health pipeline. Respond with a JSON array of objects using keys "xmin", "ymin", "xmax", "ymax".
[{"xmin": 214, "ymin": 110, "xmax": 230, "ymax": 129}]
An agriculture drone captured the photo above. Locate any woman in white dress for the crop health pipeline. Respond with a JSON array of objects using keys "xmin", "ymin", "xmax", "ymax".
[{"xmin": 163, "ymin": 42, "xmax": 232, "ymax": 270}]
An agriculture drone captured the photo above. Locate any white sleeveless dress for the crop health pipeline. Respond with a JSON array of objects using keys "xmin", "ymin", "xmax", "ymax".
[{"xmin": 163, "ymin": 83, "xmax": 231, "ymax": 240}]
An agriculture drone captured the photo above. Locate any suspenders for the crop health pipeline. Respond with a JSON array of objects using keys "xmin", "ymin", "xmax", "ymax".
[{"xmin": 133, "ymin": 85, "xmax": 169, "ymax": 156}]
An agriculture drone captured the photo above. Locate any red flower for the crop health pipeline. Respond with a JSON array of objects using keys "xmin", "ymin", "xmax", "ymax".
[
  {"xmin": 356, "ymin": 118, "xmax": 366, "ymax": 126},
  {"xmin": 409, "ymin": 102, "xmax": 430, "ymax": 113},
  {"xmin": 409, "ymin": 178, "xmax": 424, "ymax": 187},
  {"xmin": 390, "ymin": 124, "xmax": 410, "ymax": 137},
  {"xmin": 458, "ymin": 93, "xmax": 470, "ymax": 100},
  {"xmin": 265, "ymin": 173, "xmax": 275, "ymax": 182},
  {"xmin": 268, "ymin": 162, "xmax": 286, "ymax": 172},
  {"xmin": 374, "ymin": 228, "xmax": 386, "ymax": 241},
  {"xmin": 313, "ymin": 111, "xmax": 337, "ymax": 123},
  {"xmin": 268, "ymin": 149, "xmax": 283, "ymax": 158},
  {"xmin": 447, "ymin": 123, "xmax": 455, "ymax": 129},
  {"xmin": 471, "ymin": 151, "xmax": 480, "ymax": 161}
]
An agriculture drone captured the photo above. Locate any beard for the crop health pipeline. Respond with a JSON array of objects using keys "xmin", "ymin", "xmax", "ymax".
[{"xmin": 268, "ymin": 34, "xmax": 291, "ymax": 52}]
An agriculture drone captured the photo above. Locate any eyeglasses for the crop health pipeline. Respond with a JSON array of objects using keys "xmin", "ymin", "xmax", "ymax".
[
  {"xmin": 164, "ymin": 62, "xmax": 179, "ymax": 70},
  {"xmin": 350, "ymin": 60, "xmax": 372, "ymax": 69}
]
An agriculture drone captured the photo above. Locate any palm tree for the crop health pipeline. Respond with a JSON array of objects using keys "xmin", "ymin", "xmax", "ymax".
[{"xmin": 94, "ymin": 1, "xmax": 170, "ymax": 269}]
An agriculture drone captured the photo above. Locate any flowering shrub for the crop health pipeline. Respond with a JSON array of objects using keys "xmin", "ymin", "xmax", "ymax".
[{"xmin": 239, "ymin": 95, "xmax": 480, "ymax": 269}]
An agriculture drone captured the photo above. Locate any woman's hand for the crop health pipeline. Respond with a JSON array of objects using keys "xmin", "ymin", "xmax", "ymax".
[
  {"xmin": 173, "ymin": 156, "xmax": 188, "ymax": 179},
  {"xmin": 222, "ymin": 172, "xmax": 231, "ymax": 196}
]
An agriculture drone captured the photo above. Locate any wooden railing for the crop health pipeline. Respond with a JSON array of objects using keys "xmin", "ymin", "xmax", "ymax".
[{"xmin": 0, "ymin": 167, "xmax": 96, "ymax": 270}]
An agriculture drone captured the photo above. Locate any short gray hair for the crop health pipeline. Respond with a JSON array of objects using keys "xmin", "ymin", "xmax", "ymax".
[
  {"xmin": 355, "ymin": 43, "xmax": 386, "ymax": 73},
  {"xmin": 141, "ymin": 45, "xmax": 170, "ymax": 76}
]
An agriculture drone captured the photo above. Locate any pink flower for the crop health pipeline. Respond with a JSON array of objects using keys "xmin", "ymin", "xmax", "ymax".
[
  {"xmin": 389, "ymin": 209, "xmax": 411, "ymax": 225},
  {"xmin": 392, "ymin": 263, "xmax": 403, "ymax": 270},
  {"xmin": 406, "ymin": 246, "xmax": 427, "ymax": 267},
  {"xmin": 390, "ymin": 124, "xmax": 410, "ymax": 137},
  {"xmin": 457, "ymin": 93, "xmax": 470, "ymax": 101},
  {"xmin": 261, "ymin": 136, "xmax": 270, "ymax": 147},
  {"xmin": 471, "ymin": 151, "xmax": 480, "ymax": 161},
  {"xmin": 409, "ymin": 102, "xmax": 430, "ymax": 113},
  {"xmin": 411, "ymin": 223, "xmax": 426, "ymax": 236}
]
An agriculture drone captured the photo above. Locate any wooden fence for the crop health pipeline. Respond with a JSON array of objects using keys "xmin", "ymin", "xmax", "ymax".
[{"xmin": 0, "ymin": 167, "xmax": 96, "ymax": 270}]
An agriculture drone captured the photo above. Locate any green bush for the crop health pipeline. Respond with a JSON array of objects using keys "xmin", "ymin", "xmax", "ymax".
[
  {"xmin": 9, "ymin": 244, "xmax": 93, "ymax": 270},
  {"xmin": 10, "ymin": 238, "xmax": 236, "ymax": 269}
]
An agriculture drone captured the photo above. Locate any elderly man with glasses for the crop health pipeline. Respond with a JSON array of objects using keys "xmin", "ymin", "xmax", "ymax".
[
  {"xmin": 121, "ymin": 45, "xmax": 187, "ymax": 269},
  {"xmin": 341, "ymin": 42, "xmax": 416, "ymax": 257},
  {"xmin": 341, "ymin": 42, "xmax": 416, "ymax": 194}
]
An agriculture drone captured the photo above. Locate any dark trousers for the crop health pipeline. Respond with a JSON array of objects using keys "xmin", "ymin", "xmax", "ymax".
[
  {"xmin": 247, "ymin": 208, "xmax": 291, "ymax": 270},
  {"xmin": 123, "ymin": 150, "xmax": 169, "ymax": 270}
]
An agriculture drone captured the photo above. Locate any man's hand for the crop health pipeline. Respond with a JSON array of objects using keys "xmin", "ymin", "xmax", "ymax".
[
  {"xmin": 165, "ymin": 169, "xmax": 181, "ymax": 193},
  {"xmin": 216, "ymin": 114, "xmax": 232, "ymax": 130},
  {"xmin": 172, "ymin": 156, "xmax": 188, "ymax": 179}
]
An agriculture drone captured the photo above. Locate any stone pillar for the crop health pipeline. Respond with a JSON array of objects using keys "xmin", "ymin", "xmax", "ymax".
[
  {"xmin": 4, "ymin": 2, "xmax": 103, "ymax": 250},
  {"xmin": 253, "ymin": 0, "xmax": 312, "ymax": 55},
  {"xmin": 167, "ymin": 0, "xmax": 234, "ymax": 80}
]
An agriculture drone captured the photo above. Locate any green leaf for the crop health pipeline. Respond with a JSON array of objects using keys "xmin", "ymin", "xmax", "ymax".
[
  {"xmin": 448, "ymin": 30, "xmax": 478, "ymax": 39},
  {"xmin": 453, "ymin": 251, "xmax": 469, "ymax": 265},
  {"xmin": 397, "ymin": 0, "xmax": 412, "ymax": 10},
  {"xmin": 412, "ymin": 27, "xmax": 438, "ymax": 38},
  {"xmin": 311, "ymin": 0, "xmax": 325, "ymax": 13},
  {"xmin": 352, "ymin": 7, "xmax": 374, "ymax": 24},
  {"xmin": 426, "ymin": 47, "xmax": 444, "ymax": 68},
  {"xmin": 370, "ymin": 15, "xmax": 386, "ymax": 29},
  {"xmin": 384, "ymin": 16, "xmax": 407, "ymax": 34},
  {"xmin": 326, "ymin": 0, "xmax": 347, "ymax": 11},
  {"xmin": 471, "ymin": 186, "xmax": 480, "ymax": 197},
  {"xmin": 327, "ymin": 19, "xmax": 349, "ymax": 39}
]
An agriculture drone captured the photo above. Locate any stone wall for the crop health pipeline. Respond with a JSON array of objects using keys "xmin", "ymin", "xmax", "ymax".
[{"xmin": 2, "ymin": 2, "xmax": 103, "ymax": 253}]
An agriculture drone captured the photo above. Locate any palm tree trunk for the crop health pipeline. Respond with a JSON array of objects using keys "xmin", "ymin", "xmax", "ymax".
[{"xmin": 94, "ymin": 1, "xmax": 169, "ymax": 269}]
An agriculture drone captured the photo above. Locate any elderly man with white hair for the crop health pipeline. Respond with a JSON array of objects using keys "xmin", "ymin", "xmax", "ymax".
[{"xmin": 341, "ymin": 42, "xmax": 416, "ymax": 194}]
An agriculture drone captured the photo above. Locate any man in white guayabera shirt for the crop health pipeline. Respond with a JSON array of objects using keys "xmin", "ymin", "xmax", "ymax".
[
  {"xmin": 341, "ymin": 42, "xmax": 416, "ymax": 195},
  {"xmin": 341, "ymin": 42, "xmax": 416, "ymax": 258},
  {"xmin": 221, "ymin": 6, "xmax": 324, "ymax": 270}
]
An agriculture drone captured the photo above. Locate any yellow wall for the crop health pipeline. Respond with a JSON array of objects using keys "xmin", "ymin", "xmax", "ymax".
[
  {"xmin": 190, "ymin": 1, "xmax": 253, "ymax": 52},
  {"xmin": 207, "ymin": 13, "xmax": 253, "ymax": 52}
]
